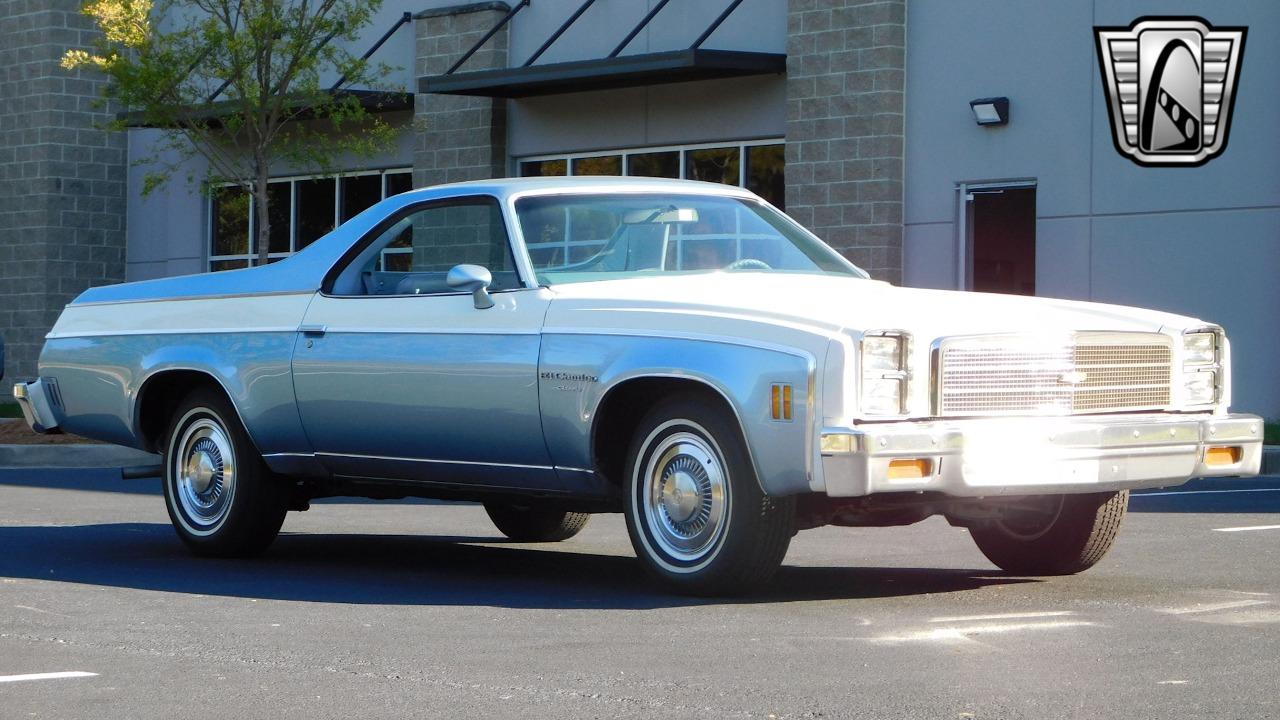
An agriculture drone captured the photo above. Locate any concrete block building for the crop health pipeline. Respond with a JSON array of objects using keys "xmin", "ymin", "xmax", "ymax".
[{"xmin": 2, "ymin": 0, "xmax": 1277, "ymax": 417}]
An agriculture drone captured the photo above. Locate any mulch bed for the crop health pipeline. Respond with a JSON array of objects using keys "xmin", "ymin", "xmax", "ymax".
[{"xmin": 0, "ymin": 419, "xmax": 103, "ymax": 445}]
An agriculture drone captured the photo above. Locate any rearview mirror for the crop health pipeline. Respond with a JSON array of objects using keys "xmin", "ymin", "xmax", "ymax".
[
  {"xmin": 622, "ymin": 207, "xmax": 699, "ymax": 225},
  {"xmin": 446, "ymin": 264, "xmax": 494, "ymax": 310}
]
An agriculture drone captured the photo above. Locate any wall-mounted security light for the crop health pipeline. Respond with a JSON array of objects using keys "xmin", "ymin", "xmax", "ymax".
[{"xmin": 970, "ymin": 97, "xmax": 1010, "ymax": 126}]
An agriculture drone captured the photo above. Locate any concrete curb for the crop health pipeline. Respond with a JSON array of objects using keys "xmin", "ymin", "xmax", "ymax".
[{"xmin": 0, "ymin": 444, "xmax": 159, "ymax": 470}]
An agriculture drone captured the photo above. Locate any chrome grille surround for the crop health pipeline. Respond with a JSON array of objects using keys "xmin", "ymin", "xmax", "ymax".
[{"xmin": 935, "ymin": 332, "xmax": 1174, "ymax": 417}]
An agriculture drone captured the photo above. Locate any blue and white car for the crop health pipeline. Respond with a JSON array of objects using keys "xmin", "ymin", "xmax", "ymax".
[{"xmin": 14, "ymin": 178, "xmax": 1262, "ymax": 595}]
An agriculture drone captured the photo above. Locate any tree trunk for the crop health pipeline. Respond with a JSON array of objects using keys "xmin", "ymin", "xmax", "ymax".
[{"xmin": 254, "ymin": 161, "xmax": 271, "ymax": 266}]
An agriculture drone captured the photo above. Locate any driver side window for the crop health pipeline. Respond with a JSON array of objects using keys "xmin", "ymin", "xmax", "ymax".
[{"xmin": 339, "ymin": 197, "xmax": 520, "ymax": 296}]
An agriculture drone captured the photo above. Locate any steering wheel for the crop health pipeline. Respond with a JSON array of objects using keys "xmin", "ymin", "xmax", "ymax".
[{"xmin": 725, "ymin": 258, "xmax": 772, "ymax": 271}]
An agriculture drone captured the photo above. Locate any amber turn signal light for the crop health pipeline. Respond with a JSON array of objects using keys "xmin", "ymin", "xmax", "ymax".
[
  {"xmin": 887, "ymin": 458, "xmax": 933, "ymax": 480},
  {"xmin": 1204, "ymin": 446, "xmax": 1242, "ymax": 466},
  {"xmin": 770, "ymin": 383, "xmax": 793, "ymax": 421}
]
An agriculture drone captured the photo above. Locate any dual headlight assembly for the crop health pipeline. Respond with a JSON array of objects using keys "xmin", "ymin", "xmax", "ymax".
[
  {"xmin": 1182, "ymin": 328, "xmax": 1223, "ymax": 407},
  {"xmin": 860, "ymin": 331, "xmax": 909, "ymax": 416}
]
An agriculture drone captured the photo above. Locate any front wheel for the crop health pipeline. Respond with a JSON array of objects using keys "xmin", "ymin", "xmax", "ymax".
[
  {"xmin": 969, "ymin": 491, "xmax": 1128, "ymax": 575},
  {"xmin": 162, "ymin": 388, "xmax": 287, "ymax": 557},
  {"xmin": 624, "ymin": 395, "xmax": 794, "ymax": 596}
]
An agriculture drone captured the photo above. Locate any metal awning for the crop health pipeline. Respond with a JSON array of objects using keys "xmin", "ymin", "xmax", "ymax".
[
  {"xmin": 421, "ymin": 49, "xmax": 784, "ymax": 98},
  {"xmin": 419, "ymin": 0, "xmax": 784, "ymax": 98}
]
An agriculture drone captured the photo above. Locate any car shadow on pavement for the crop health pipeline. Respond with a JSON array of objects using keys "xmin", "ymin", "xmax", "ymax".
[{"xmin": 0, "ymin": 522, "xmax": 1033, "ymax": 609}]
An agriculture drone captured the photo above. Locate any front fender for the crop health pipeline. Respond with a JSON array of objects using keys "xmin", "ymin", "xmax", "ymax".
[{"xmin": 539, "ymin": 332, "xmax": 818, "ymax": 496}]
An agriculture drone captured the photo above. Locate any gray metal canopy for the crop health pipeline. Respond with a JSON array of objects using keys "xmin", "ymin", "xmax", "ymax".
[{"xmin": 418, "ymin": 0, "xmax": 785, "ymax": 98}]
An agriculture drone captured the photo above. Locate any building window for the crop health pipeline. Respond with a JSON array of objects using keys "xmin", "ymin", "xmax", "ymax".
[
  {"xmin": 517, "ymin": 140, "xmax": 784, "ymax": 270},
  {"xmin": 208, "ymin": 168, "xmax": 412, "ymax": 271},
  {"xmin": 518, "ymin": 139, "xmax": 784, "ymax": 208}
]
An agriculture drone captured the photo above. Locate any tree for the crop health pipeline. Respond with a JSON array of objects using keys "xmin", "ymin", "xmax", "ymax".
[{"xmin": 63, "ymin": 0, "xmax": 401, "ymax": 266}]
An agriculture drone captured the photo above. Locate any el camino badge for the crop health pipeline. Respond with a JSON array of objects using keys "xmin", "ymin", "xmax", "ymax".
[{"xmin": 541, "ymin": 371, "xmax": 599, "ymax": 391}]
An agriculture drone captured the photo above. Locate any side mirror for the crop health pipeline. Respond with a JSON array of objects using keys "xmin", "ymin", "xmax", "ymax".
[{"xmin": 446, "ymin": 264, "xmax": 495, "ymax": 309}]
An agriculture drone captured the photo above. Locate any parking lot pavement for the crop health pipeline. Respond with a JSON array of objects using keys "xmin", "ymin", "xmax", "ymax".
[{"xmin": 0, "ymin": 470, "xmax": 1277, "ymax": 720}]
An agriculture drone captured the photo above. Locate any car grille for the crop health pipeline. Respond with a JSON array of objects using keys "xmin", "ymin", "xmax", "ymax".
[{"xmin": 936, "ymin": 333, "xmax": 1173, "ymax": 416}]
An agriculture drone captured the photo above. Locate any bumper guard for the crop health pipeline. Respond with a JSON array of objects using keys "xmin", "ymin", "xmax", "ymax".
[{"xmin": 12, "ymin": 379, "xmax": 62, "ymax": 434}]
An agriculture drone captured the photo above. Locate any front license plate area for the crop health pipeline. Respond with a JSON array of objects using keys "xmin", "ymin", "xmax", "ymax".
[{"xmin": 959, "ymin": 422, "xmax": 1112, "ymax": 488}]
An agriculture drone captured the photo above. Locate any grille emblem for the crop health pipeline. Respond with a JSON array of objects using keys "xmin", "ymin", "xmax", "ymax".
[{"xmin": 1059, "ymin": 370, "xmax": 1088, "ymax": 386}]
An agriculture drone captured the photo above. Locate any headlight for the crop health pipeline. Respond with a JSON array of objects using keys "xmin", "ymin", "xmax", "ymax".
[
  {"xmin": 1182, "ymin": 328, "xmax": 1222, "ymax": 407},
  {"xmin": 861, "ymin": 332, "xmax": 908, "ymax": 415},
  {"xmin": 1183, "ymin": 332, "xmax": 1217, "ymax": 365}
]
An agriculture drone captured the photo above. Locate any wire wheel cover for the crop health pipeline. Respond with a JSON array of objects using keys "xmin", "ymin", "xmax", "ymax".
[
  {"xmin": 642, "ymin": 431, "xmax": 729, "ymax": 561},
  {"xmin": 174, "ymin": 417, "xmax": 237, "ymax": 529}
]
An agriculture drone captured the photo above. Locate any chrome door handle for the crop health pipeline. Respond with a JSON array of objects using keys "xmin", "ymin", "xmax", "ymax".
[{"xmin": 299, "ymin": 324, "xmax": 328, "ymax": 336}]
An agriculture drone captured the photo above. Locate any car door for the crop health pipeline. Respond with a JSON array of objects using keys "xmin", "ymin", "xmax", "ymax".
[{"xmin": 291, "ymin": 195, "xmax": 558, "ymax": 490}]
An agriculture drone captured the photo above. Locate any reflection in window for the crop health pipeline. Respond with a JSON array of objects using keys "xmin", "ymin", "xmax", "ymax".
[
  {"xmin": 384, "ymin": 171, "xmax": 412, "ymax": 198},
  {"xmin": 209, "ymin": 169, "xmax": 410, "ymax": 271},
  {"xmin": 626, "ymin": 151, "xmax": 680, "ymax": 179},
  {"xmin": 747, "ymin": 144, "xmax": 785, "ymax": 210},
  {"xmin": 265, "ymin": 181, "xmax": 292, "ymax": 254},
  {"xmin": 295, "ymin": 178, "xmax": 336, "ymax": 249},
  {"xmin": 520, "ymin": 159, "xmax": 567, "ymax": 177},
  {"xmin": 571, "ymin": 155, "xmax": 622, "ymax": 176},
  {"xmin": 516, "ymin": 193, "xmax": 859, "ymax": 284},
  {"xmin": 685, "ymin": 147, "xmax": 740, "ymax": 186},
  {"xmin": 209, "ymin": 258, "xmax": 249, "ymax": 273},
  {"xmin": 341, "ymin": 174, "xmax": 382, "ymax": 222},
  {"xmin": 342, "ymin": 199, "xmax": 521, "ymax": 296},
  {"xmin": 211, "ymin": 186, "xmax": 250, "ymax": 257}
]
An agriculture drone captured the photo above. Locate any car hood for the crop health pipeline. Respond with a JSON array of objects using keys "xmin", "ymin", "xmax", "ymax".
[{"xmin": 543, "ymin": 273, "xmax": 1206, "ymax": 341}]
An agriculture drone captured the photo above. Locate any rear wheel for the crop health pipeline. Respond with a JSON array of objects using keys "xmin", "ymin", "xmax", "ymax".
[
  {"xmin": 969, "ymin": 491, "xmax": 1128, "ymax": 575},
  {"xmin": 484, "ymin": 503, "xmax": 590, "ymax": 542},
  {"xmin": 162, "ymin": 387, "xmax": 287, "ymax": 557},
  {"xmin": 624, "ymin": 395, "xmax": 794, "ymax": 596}
]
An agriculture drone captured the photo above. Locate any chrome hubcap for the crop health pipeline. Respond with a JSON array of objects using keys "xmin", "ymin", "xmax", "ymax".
[
  {"xmin": 174, "ymin": 417, "xmax": 236, "ymax": 529},
  {"xmin": 643, "ymin": 431, "xmax": 728, "ymax": 562}
]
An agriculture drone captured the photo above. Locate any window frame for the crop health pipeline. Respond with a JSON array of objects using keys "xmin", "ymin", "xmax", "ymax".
[
  {"xmin": 321, "ymin": 194, "xmax": 529, "ymax": 299},
  {"xmin": 207, "ymin": 167, "xmax": 413, "ymax": 271}
]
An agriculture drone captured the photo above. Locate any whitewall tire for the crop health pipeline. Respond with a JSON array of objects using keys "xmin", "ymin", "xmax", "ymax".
[
  {"xmin": 162, "ymin": 388, "xmax": 287, "ymax": 557},
  {"xmin": 624, "ymin": 395, "xmax": 793, "ymax": 596}
]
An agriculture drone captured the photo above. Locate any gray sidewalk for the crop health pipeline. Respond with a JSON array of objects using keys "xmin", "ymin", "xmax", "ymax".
[{"xmin": 0, "ymin": 444, "xmax": 158, "ymax": 470}]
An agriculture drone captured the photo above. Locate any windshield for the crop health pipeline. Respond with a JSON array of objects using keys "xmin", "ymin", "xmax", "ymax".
[{"xmin": 514, "ymin": 193, "xmax": 866, "ymax": 285}]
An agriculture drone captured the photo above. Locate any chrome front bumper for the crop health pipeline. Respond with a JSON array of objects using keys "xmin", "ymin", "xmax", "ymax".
[
  {"xmin": 12, "ymin": 379, "xmax": 61, "ymax": 434},
  {"xmin": 820, "ymin": 413, "xmax": 1263, "ymax": 497}
]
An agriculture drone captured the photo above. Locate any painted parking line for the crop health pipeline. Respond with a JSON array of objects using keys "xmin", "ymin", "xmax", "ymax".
[
  {"xmin": 869, "ymin": 620, "xmax": 1095, "ymax": 644},
  {"xmin": 1212, "ymin": 524, "xmax": 1280, "ymax": 533},
  {"xmin": 928, "ymin": 611, "xmax": 1075, "ymax": 623},
  {"xmin": 1160, "ymin": 599, "xmax": 1269, "ymax": 615},
  {"xmin": 0, "ymin": 671, "xmax": 97, "ymax": 684}
]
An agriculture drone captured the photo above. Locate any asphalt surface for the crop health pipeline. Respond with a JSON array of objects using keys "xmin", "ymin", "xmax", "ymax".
[{"xmin": 1, "ymin": 470, "xmax": 1277, "ymax": 719}]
